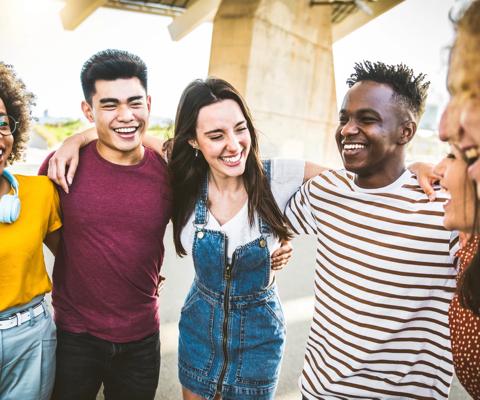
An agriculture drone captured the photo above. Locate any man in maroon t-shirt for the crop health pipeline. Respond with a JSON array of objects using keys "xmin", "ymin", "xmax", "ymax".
[{"xmin": 39, "ymin": 49, "xmax": 172, "ymax": 400}]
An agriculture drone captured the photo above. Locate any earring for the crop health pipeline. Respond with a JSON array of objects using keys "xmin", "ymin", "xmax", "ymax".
[
  {"xmin": 195, "ymin": 148, "xmax": 199, "ymax": 158},
  {"xmin": 464, "ymin": 146, "xmax": 479, "ymax": 166}
]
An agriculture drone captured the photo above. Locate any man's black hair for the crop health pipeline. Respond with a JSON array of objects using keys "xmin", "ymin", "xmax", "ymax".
[
  {"xmin": 346, "ymin": 61, "xmax": 430, "ymax": 119},
  {"xmin": 81, "ymin": 49, "xmax": 148, "ymax": 104}
]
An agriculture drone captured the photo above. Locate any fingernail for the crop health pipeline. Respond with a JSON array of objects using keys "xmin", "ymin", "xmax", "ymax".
[
  {"xmin": 67, "ymin": 177, "xmax": 72, "ymax": 185},
  {"xmin": 428, "ymin": 194, "xmax": 435, "ymax": 202}
]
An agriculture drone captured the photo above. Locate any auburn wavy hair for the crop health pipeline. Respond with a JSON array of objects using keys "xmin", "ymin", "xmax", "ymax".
[{"xmin": 451, "ymin": 0, "xmax": 480, "ymax": 316}]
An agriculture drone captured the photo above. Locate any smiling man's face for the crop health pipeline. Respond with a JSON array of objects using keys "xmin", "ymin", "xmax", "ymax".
[
  {"xmin": 335, "ymin": 81, "xmax": 411, "ymax": 186},
  {"xmin": 82, "ymin": 77, "xmax": 150, "ymax": 164}
]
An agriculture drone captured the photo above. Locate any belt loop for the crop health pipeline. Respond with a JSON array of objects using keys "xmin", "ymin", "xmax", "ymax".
[
  {"xmin": 28, "ymin": 306, "xmax": 35, "ymax": 326},
  {"xmin": 42, "ymin": 301, "xmax": 48, "ymax": 319},
  {"xmin": 15, "ymin": 312, "xmax": 22, "ymax": 327}
]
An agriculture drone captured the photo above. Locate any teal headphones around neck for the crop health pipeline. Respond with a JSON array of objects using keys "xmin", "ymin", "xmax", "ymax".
[{"xmin": 0, "ymin": 169, "xmax": 20, "ymax": 223}]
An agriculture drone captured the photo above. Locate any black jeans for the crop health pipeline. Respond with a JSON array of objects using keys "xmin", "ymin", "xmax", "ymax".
[{"xmin": 52, "ymin": 329, "xmax": 160, "ymax": 400}]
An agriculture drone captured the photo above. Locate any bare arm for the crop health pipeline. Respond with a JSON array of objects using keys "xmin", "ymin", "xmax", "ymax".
[
  {"xmin": 303, "ymin": 162, "xmax": 327, "ymax": 182},
  {"xmin": 270, "ymin": 240, "xmax": 293, "ymax": 270},
  {"xmin": 142, "ymin": 135, "xmax": 166, "ymax": 160},
  {"xmin": 44, "ymin": 229, "xmax": 61, "ymax": 257},
  {"xmin": 408, "ymin": 162, "xmax": 438, "ymax": 201},
  {"xmin": 303, "ymin": 160, "xmax": 438, "ymax": 200},
  {"xmin": 47, "ymin": 127, "xmax": 97, "ymax": 193},
  {"xmin": 48, "ymin": 128, "xmax": 166, "ymax": 193}
]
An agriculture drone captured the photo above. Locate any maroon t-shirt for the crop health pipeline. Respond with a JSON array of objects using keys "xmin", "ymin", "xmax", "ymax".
[{"xmin": 39, "ymin": 141, "xmax": 172, "ymax": 342}]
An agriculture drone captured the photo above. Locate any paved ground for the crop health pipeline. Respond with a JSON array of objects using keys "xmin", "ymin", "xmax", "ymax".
[
  {"xmin": 42, "ymin": 230, "xmax": 470, "ymax": 400},
  {"xmin": 24, "ymin": 146, "xmax": 469, "ymax": 400}
]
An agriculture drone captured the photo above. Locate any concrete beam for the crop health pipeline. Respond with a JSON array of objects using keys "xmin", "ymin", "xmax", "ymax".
[
  {"xmin": 168, "ymin": 0, "xmax": 222, "ymax": 41},
  {"xmin": 332, "ymin": 0, "xmax": 403, "ymax": 42},
  {"xmin": 104, "ymin": 2, "xmax": 182, "ymax": 18},
  {"xmin": 209, "ymin": 0, "xmax": 340, "ymax": 164},
  {"xmin": 60, "ymin": 0, "xmax": 107, "ymax": 30}
]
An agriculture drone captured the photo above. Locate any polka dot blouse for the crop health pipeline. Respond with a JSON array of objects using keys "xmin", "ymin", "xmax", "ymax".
[{"xmin": 449, "ymin": 236, "xmax": 480, "ymax": 399}]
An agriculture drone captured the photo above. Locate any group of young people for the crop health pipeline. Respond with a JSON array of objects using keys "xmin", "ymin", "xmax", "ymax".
[{"xmin": 0, "ymin": 1, "xmax": 479, "ymax": 399}]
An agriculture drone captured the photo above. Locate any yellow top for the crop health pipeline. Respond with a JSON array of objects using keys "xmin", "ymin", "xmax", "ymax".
[{"xmin": 0, "ymin": 175, "xmax": 62, "ymax": 311}]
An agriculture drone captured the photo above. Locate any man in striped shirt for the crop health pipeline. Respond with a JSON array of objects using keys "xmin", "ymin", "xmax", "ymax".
[{"xmin": 286, "ymin": 61, "xmax": 458, "ymax": 399}]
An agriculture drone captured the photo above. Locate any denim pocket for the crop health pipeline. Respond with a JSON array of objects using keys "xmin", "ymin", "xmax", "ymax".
[
  {"xmin": 178, "ymin": 292, "xmax": 216, "ymax": 376},
  {"xmin": 264, "ymin": 296, "xmax": 286, "ymax": 327},
  {"xmin": 180, "ymin": 286, "xmax": 200, "ymax": 313},
  {"xmin": 40, "ymin": 333, "xmax": 57, "ymax": 400},
  {"xmin": 236, "ymin": 296, "xmax": 286, "ymax": 386}
]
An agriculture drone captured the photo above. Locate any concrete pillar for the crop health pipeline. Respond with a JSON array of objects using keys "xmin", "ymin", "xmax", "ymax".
[
  {"xmin": 61, "ymin": 0, "xmax": 107, "ymax": 30},
  {"xmin": 208, "ymin": 0, "xmax": 340, "ymax": 166}
]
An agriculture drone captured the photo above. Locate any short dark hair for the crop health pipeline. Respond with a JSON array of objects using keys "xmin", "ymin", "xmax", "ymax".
[
  {"xmin": 0, "ymin": 62, "xmax": 35, "ymax": 164},
  {"xmin": 80, "ymin": 49, "xmax": 148, "ymax": 104},
  {"xmin": 346, "ymin": 61, "xmax": 430, "ymax": 119}
]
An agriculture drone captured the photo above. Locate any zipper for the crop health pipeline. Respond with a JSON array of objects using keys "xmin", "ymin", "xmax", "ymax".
[{"xmin": 216, "ymin": 233, "xmax": 236, "ymax": 395}]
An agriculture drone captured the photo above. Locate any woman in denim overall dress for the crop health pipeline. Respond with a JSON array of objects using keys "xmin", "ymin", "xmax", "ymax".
[{"xmin": 169, "ymin": 78, "xmax": 310, "ymax": 400}]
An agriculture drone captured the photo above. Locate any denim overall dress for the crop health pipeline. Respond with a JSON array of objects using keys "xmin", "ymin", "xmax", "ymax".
[{"xmin": 178, "ymin": 161, "xmax": 286, "ymax": 400}]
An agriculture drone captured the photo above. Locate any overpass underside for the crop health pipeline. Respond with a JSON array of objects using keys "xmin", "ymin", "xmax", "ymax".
[{"xmin": 61, "ymin": 0, "xmax": 402, "ymax": 164}]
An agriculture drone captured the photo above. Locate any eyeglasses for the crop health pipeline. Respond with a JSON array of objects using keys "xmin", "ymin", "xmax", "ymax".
[{"xmin": 0, "ymin": 115, "xmax": 18, "ymax": 136}]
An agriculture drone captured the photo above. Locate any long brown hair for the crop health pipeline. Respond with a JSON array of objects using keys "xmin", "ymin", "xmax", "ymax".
[
  {"xmin": 458, "ymin": 182, "xmax": 480, "ymax": 316},
  {"xmin": 169, "ymin": 78, "xmax": 292, "ymax": 256},
  {"xmin": 458, "ymin": 249, "xmax": 480, "ymax": 316}
]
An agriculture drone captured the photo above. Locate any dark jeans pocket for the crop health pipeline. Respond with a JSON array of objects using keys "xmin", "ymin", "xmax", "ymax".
[
  {"xmin": 53, "ymin": 330, "xmax": 104, "ymax": 400},
  {"xmin": 104, "ymin": 333, "xmax": 160, "ymax": 400},
  {"xmin": 178, "ymin": 293, "xmax": 215, "ymax": 376},
  {"xmin": 236, "ymin": 298, "xmax": 286, "ymax": 386}
]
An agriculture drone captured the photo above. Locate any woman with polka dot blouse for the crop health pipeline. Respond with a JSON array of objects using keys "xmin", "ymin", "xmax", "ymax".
[{"xmin": 435, "ymin": 1, "xmax": 480, "ymax": 398}]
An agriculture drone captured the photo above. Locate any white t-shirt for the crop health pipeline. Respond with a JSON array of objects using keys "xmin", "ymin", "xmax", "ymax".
[
  {"xmin": 285, "ymin": 169, "xmax": 458, "ymax": 399},
  {"xmin": 180, "ymin": 159, "xmax": 305, "ymax": 260}
]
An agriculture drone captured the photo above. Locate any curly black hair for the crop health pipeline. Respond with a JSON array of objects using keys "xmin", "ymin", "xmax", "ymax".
[
  {"xmin": 346, "ymin": 61, "xmax": 430, "ymax": 119},
  {"xmin": 0, "ymin": 62, "xmax": 35, "ymax": 164}
]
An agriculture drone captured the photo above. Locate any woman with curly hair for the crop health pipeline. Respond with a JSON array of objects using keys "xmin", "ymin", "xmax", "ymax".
[
  {"xmin": 436, "ymin": 1, "xmax": 480, "ymax": 398},
  {"xmin": 0, "ymin": 63, "xmax": 62, "ymax": 400}
]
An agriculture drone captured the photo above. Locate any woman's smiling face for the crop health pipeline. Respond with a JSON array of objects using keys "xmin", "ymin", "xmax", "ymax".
[
  {"xmin": 436, "ymin": 144, "xmax": 477, "ymax": 232},
  {"xmin": 0, "ymin": 97, "xmax": 14, "ymax": 174},
  {"xmin": 191, "ymin": 99, "xmax": 251, "ymax": 181}
]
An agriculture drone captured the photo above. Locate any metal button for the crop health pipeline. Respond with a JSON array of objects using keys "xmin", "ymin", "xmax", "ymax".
[
  {"xmin": 259, "ymin": 239, "xmax": 266, "ymax": 248},
  {"xmin": 197, "ymin": 231, "xmax": 205, "ymax": 239}
]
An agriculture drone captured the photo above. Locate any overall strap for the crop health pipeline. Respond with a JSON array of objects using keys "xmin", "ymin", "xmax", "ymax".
[
  {"xmin": 194, "ymin": 175, "xmax": 209, "ymax": 227},
  {"xmin": 259, "ymin": 160, "xmax": 272, "ymax": 236},
  {"xmin": 262, "ymin": 159, "xmax": 272, "ymax": 182}
]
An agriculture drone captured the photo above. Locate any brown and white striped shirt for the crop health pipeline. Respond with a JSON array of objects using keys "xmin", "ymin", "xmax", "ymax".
[{"xmin": 285, "ymin": 169, "xmax": 458, "ymax": 400}]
